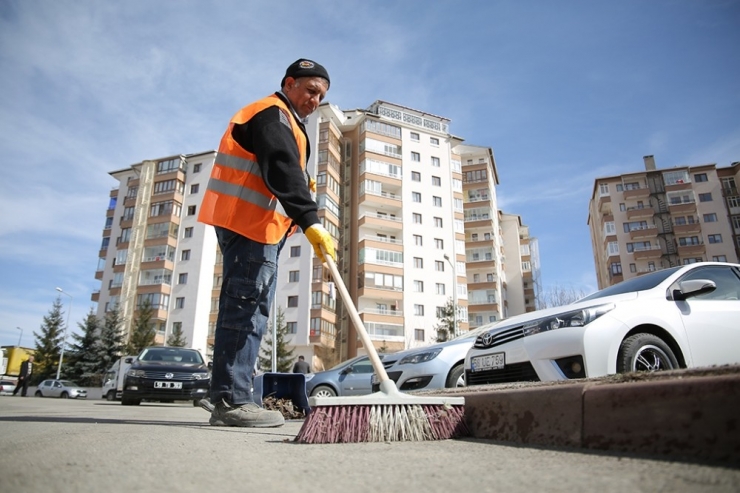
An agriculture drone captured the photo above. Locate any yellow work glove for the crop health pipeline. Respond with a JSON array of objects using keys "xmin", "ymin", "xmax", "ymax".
[
  {"xmin": 305, "ymin": 224, "xmax": 336, "ymax": 263},
  {"xmin": 309, "ymin": 177, "xmax": 316, "ymax": 193}
]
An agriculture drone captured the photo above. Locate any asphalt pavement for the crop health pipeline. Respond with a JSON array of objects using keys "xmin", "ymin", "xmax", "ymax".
[{"xmin": 0, "ymin": 392, "xmax": 738, "ymax": 493}]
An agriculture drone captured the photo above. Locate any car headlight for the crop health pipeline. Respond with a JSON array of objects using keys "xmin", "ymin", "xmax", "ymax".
[
  {"xmin": 192, "ymin": 373, "xmax": 210, "ymax": 380},
  {"xmin": 126, "ymin": 369, "xmax": 146, "ymax": 378},
  {"xmin": 522, "ymin": 303, "xmax": 615, "ymax": 337},
  {"xmin": 399, "ymin": 348, "xmax": 443, "ymax": 365}
]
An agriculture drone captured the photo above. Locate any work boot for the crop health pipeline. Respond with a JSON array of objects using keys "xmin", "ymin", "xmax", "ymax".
[{"xmin": 209, "ymin": 399, "xmax": 285, "ymax": 428}]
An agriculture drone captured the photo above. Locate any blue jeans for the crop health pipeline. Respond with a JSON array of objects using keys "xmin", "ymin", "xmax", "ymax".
[{"xmin": 210, "ymin": 227, "xmax": 286, "ymax": 406}]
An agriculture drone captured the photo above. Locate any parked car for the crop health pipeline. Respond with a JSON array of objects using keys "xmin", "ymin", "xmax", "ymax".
[
  {"xmin": 466, "ymin": 262, "xmax": 740, "ymax": 385},
  {"xmin": 34, "ymin": 379, "xmax": 88, "ymax": 399},
  {"xmin": 371, "ymin": 326, "xmax": 492, "ymax": 393},
  {"xmin": 305, "ymin": 354, "xmax": 386, "ymax": 398},
  {"xmin": 0, "ymin": 380, "xmax": 16, "ymax": 395},
  {"xmin": 121, "ymin": 347, "xmax": 210, "ymax": 406}
]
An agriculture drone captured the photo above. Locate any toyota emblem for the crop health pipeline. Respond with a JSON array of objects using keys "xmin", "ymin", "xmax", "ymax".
[
  {"xmin": 165, "ymin": 373, "xmax": 174, "ymax": 379},
  {"xmin": 481, "ymin": 332, "xmax": 494, "ymax": 347}
]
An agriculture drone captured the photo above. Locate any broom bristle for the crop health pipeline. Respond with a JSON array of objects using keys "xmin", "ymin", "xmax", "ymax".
[{"xmin": 295, "ymin": 403, "xmax": 468, "ymax": 444}]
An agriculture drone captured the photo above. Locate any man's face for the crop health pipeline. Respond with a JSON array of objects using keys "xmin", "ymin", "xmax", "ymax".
[{"xmin": 283, "ymin": 76, "xmax": 329, "ymax": 119}]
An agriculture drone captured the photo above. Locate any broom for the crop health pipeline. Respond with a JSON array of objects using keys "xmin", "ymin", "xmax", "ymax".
[{"xmin": 295, "ymin": 248, "xmax": 468, "ymax": 444}]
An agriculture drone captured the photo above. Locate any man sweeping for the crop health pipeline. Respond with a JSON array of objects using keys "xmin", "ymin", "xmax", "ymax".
[{"xmin": 198, "ymin": 59, "xmax": 336, "ymax": 427}]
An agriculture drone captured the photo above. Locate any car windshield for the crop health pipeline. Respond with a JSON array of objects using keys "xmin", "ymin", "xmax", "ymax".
[
  {"xmin": 326, "ymin": 354, "xmax": 383, "ymax": 371},
  {"xmin": 578, "ymin": 266, "xmax": 683, "ymax": 302},
  {"xmin": 139, "ymin": 348, "xmax": 203, "ymax": 364}
]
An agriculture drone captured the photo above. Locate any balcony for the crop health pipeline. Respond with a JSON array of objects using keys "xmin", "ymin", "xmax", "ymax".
[
  {"xmin": 626, "ymin": 205, "xmax": 654, "ymax": 219},
  {"xmin": 90, "ymin": 290, "xmax": 100, "ymax": 302},
  {"xmin": 623, "ymin": 186, "xmax": 650, "ymax": 200},
  {"xmin": 677, "ymin": 243, "xmax": 706, "ymax": 257},
  {"xmin": 629, "ymin": 225, "xmax": 658, "ymax": 240},
  {"xmin": 665, "ymin": 180, "xmax": 692, "ymax": 192},
  {"xmin": 358, "ymin": 212, "xmax": 403, "ymax": 231},
  {"xmin": 632, "ymin": 245, "xmax": 663, "ymax": 260},
  {"xmin": 668, "ymin": 200, "xmax": 697, "ymax": 214},
  {"xmin": 673, "ymin": 222, "xmax": 701, "ymax": 235},
  {"xmin": 357, "ymin": 285, "xmax": 403, "ymax": 301},
  {"xmin": 597, "ymin": 194, "xmax": 612, "ymax": 215},
  {"xmin": 359, "ymin": 189, "xmax": 402, "ymax": 210},
  {"xmin": 359, "ymin": 310, "xmax": 403, "ymax": 327}
]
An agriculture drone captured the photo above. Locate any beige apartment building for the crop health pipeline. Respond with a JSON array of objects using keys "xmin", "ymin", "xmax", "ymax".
[
  {"xmin": 92, "ymin": 100, "xmax": 541, "ymax": 369},
  {"xmin": 587, "ymin": 156, "xmax": 740, "ymax": 289}
]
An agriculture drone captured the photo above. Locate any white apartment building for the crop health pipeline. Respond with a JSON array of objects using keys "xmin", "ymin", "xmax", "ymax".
[
  {"xmin": 587, "ymin": 156, "xmax": 740, "ymax": 289},
  {"xmin": 92, "ymin": 100, "xmax": 540, "ymax": 370}
]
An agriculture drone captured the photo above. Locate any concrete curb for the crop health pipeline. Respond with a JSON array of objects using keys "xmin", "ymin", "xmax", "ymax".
[{"xmin": 456, "ymin": 372, "xmax": 740, "ymax": 466}]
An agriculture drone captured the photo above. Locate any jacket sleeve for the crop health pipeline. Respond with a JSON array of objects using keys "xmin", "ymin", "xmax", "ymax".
[{"xmin": 231, "ymin": 106, "xmax": 319, "ymax": 232}]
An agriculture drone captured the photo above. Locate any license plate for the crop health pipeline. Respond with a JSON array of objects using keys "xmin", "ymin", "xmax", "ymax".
[
  {"xmin": 154, "ymin": 381, "xmax": 182, "ymax": 389},
  {"xmin": 471, "ymin": 352, "xmax": 505, "ymax": 372}
]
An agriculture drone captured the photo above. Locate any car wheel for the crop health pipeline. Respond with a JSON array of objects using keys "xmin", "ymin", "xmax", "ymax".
[
  {"xmin": 106, "ymin": 390, "xmax": 116, "ymax": 401},
  {"xmin": 60, "ymin": 392, "xmax": 69, "ymax": 399},
  {"xmin": 121, "ymin": 396, "xmax": 141, "ymax": 406},
  {"xmin": 310, "ymin": 385, "xmax": 337, "ymax": 398},
  {"xmin": 618, "ymin": 333, "xmax": 679, "ymax": 373},
  {"xmin": 35, "ymin": 391, "xmax": 42, "ymax": 397},
  {"xmin": 446, "ymin": 363, "xmax": 466, "ymax": 388}
]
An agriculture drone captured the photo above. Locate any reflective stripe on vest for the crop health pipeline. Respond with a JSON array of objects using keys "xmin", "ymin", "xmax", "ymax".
[{"xmin": 198, "ymin": 94, "xmax": 306, "ymax": 244}]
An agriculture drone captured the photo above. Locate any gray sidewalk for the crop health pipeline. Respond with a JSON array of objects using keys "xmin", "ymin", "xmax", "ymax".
[{"xmin": 0, "ymin": 390, "xmax": 738, "ymax": 493}]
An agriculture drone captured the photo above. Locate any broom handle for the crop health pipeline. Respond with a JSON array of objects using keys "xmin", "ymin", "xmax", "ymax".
[{"xmin": 323, "ymin": 249, "xmax": 390, "ymax": 384}]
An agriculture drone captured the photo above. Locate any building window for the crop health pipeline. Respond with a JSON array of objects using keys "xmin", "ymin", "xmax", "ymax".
[
  {"xmin": 430, "ymin": 137, "xmax": 439, "ymax": 146},
  {"xmin": 619, "ymin": 203, "xmax": 626, "ymax": 212},
  {"xmin": 410, "ymin": 132, "xmax": 419, "ymax": 142},
  {"xmin": 599, "ymin": 183, "xmax": 609, "ymax": 195},
  {"xmin": 290, "ymin": 246, "xmax": 301, "ymax": 257},
  {"xmin": 411, "ymin": 171, "xmax": 421, "ymax": 182},
  {"xmin": 431, "ymin": 157, "xmax": 440, "ymax": 167},
  {"xmin": 433, "ymin": 196, "xmax": 442, "ymax": 207},
  {"xmin": 698, "ymin": 193, "xmax": 712, "ymax": 202},
  {"xmin": 289, "ymin": 270, "xmax": 300, "ymax": 282},
  {"xmin": 175, "ymin": 297, "xmax": 185, "ymax": 309},
  {"xmin": 434, "ymin": 217, "xmax": 443, "ymax": 228},
  {"xmin": 287, "ymin": 296, "xmax": 299, "ymax": 307},
  {"xmin": 703, "ymin": 213, "xmax": 717, "ymax": 222},
  {"xmin": 436, "ymin": 283, "xmax": 445, "ymax": 295},
  {"xmin": 630, "ymin": 263, "xmax": 637, "ymax": 273},
  {"xmin": 286, "ymin": 322, "xmax": 297, "ymax": 334},
  {"xmin": 184, "ymin": 227, "xmax": 193, "ymax": 238},
  {"xmin": 708, "ymin": 234, "xmax": 722, "ymax": 244},
  {"xmin": 187, "ymin": 205, "xmax": 197, "ymax": 216},
  {"xmin": 694, "ymin": 173, "xmax": 708, "ymax": 182},
  {"xmin": 435, "ymin": 261, "xmax": 445, "ymax": 271},
  {"xmin": 414, "ymin": 329, "xmax": 424, "ymax": 341},
  {"xmin": 413, "ymin": 280, "xmax": 424, "ymax": 292},
  {"xmin": 190, "ymin": 184, "xmax": 200, "ymax": 194},
  {"xmin": 432, "ymin": 176, "xmax": 441, "ymax": 186},
  {"xmin": 414, "ymin": 235, "xmax": 423, "ymax": 246},
  {"xmin": 181, "ymin": 249, "xmax": 190, "ymax": 261},
  {"xmin": 434, "ymin": 238, "xmax": 443, "ymax": 249},
  {"xmin": 611, "ymin": 263, "xmax": 622, "ymax": 275},
  {"xmin": 412, "ymin": 192, "xmax": 421, "ymax": 202},
  {"xmin": 413, "ymin": 257, "xmax": 423, "ymax": 268},
  {"xmin": 178, "ymin": 273, "xmax": 188, "ymax": 284},
  {"xmin": 712, "ymin": 255, "xmax": 727, "ymax": 262},
  {"xmin": 414, "ymin": 304, "xmax": 424, "ymax": 316},
  {"xmin": 192, "ymin": 163, "xmax": 201, "ymax": 173},
  {"xmin": 413, "ymin": 213, "xmax": 422, "ymax": 224},
  {"xmin": 411, "ymin": 152, "xmax": 420, "ymax": 162}
]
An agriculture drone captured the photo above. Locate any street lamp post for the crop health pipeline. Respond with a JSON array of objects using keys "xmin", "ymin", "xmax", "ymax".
[
  {"xmin": 16, "ymin": 326, "xmax": 23, "ymax": 347},
  {"xmin": 55, "ymin": 287, "xmax": 73, "ymax": 380},
  {"xmin": 443, "ymin": 254, "xmax": 458, "ymax": 338}
]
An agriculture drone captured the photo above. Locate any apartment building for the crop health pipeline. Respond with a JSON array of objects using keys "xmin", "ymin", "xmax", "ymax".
[
  {"xmin": 587, "ymin": 155, "xmax": 740, "ymax": 289},
  {"xmin": 92, "ymin": 100, "xmax": 540, "ymax": 370}
]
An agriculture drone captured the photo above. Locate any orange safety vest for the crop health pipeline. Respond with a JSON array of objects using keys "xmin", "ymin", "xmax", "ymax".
[{"xmin": 198, "ymin": 94, "xmax": 307, "ymax": 244}]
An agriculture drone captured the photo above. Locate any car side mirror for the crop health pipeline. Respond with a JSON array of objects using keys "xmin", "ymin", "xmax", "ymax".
[
  {"xmin": 207, "ymin": 362, "xmax": 213, "ymax": 370},
  {"xmin": 124, "ymin": 357, "xmax": 133, "ymax": 364},
  {"xmin": 673, "ymin": 279, "xmax": 716, "ymax": 301},
  {"xmin": 340, "ymin": 367, "xmax": 353, "ymax": 375}
]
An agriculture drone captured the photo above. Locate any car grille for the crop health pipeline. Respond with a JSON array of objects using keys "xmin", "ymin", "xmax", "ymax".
[
  {"xmin": 139, "ymin": 371, "xmax": 204, "ymax": 381},
  {"xmin": 474, "ymin": 325, "xmax": 525, "ymax": 349},
  {"xmin": 465, "ymin": 362, "xmax": 540, "ymax": 385}
]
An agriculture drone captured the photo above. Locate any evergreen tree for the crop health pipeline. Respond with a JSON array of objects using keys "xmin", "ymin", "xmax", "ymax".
[
  {"xmin": 166, "ymin": 324, "xmax": 188, "ymax": 347},
  {"xmin": 32, "ymin": 297, "xmax": 65, "ymax": 383},
  {"xmin": 66, "ymin": 308, "xmax": 102, "ymax": 386},
  {"xmin": 434, "ymin": 297, "xmax": 457, "ymax": 343},
  {"xmin": 258, "ymin": 307, "xmax": 295, "ymax": 373},
  {"xmin": 127, "ymin": 299, "xmax": 156, "ymax": 354},
  {"xmin": 94, "ymin": 305, "xmax": 127, "ymax": 374}
]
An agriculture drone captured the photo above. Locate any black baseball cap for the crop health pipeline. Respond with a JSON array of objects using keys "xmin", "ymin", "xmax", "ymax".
[{"xmin": 281, "ymin": 59, "xmax": 330, "ymax": 88}]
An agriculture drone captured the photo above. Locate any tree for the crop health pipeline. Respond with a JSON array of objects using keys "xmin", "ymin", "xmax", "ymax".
[
  {"xmin": 538, "ymin": 285, "xmax": 589, "ymax": 309},
  {"xmin": 66, "ymin": 308, "xmax": 102, "ymax": 386},
  {"xmin": 31, "ymin": 297, "xmax": 65, "ymax": 383},
  {"xmin": 258, "ymin": 307, "xmax": 295, "ymax": 373},
  {"xmin": 433, "ymin": 297, "xmax": 457, "ymax": 343},
  {"xmin": 94, "ymin": 305, "xmax": 127, "ymax": 374},
  {"xmin": 127, "ymin": 299, "xmax": 156, "ymax": 354},
  {"xmin": 167, "ymin": 324, "xmax": 188, "ymax": 347}
]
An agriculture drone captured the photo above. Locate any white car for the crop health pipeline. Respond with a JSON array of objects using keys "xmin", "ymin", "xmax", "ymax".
[{"xmin": 465, "ymin": 262, "xmax": 740, "ymax": 385}]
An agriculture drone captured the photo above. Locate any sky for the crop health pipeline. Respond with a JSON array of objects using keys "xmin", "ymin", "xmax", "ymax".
[{"xmin": 1, "ymin": 0, "xmax": 739, "ymax": 348}]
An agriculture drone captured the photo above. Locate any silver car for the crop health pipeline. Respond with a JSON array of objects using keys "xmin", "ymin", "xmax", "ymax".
[
  {"xmin": 372, "ymin": 326, "xmax": 491, "ymax": 392},
  {"xmin": 35, "ymin": 379, "xmax": 88, "ymax": 399},
  {"xmin": 305, "ymin": 354, "xmax": 386, "ymax": 397}
]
